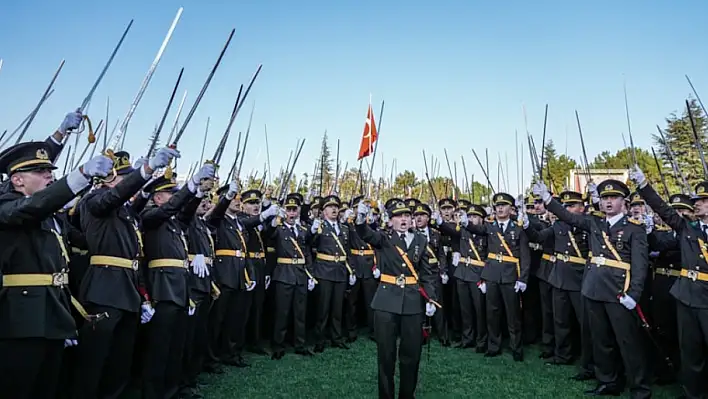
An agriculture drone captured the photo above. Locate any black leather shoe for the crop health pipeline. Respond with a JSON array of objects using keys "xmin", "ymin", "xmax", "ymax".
[
  {"xmin": 249, "ymin": 346, "xmax": 268, "ymax": 355},
  {"xmin": 539, "ymin": 351, "xmax": 554, "ymax": 359},
  {"xmin": 440, "ymin": 339, "xmax": 451, "ymax": 347},
  {"xmin": 475, "ymin": 346, "xmax": 487, "ymax": 354},
  {"xmin": 332, "ymin": 341, "xmax": 350, "ymax": 350},
  {"xmin": 455, "ymin": 342, "xmax": 475, "ymax": 349},
  {"xmin": 584, "ymin": 384, "xmax": 621, "ymax": 396},
  {"xmin": 345, "ymin": 336, "xmax": 357, "ymax": 343},
  {"xmin": 313, "ymin": 343, "xmax": 325, "ymax": 353},
  {"xmin": 294, "ymin": 348, "xmax": 315, "ymax": 357},
  {"xmin": 513, "ymin": 352, "xmax": 524, "ymax": 362},
  {"xmin": 571, "ymin": 371, "xmax": 595, "ymax": 381},
  {"xmin": 484, "ymin": 351, "xmax": 500, "ymax": 358},
  {"xmin": 203, "ymin": 363, "xmax": 225, "ymax": 374},
  {"xmin": 271, "ymin": 350, "xmax": 285, "ymax": 360},
  {"xmin": 545, "ymin": 358, "xmax": 572, "ymax": 366},
  {"xmin": 224, "ymin": 355, "xmax": 250, "ymax": 368}
]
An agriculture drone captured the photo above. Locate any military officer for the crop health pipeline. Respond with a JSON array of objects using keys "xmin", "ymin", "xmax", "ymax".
[
  {"xmin": 71, "ymin": 148, "xmax": 177, "ymax": 399},
  {"xmin": 242, "ymin": 189, "xmax": 269, "ymax": 355},
  {"xmin": 267, "ymin": 193, "xmax": 317, "ymax": 359},
  {"xmin": 0, "ymin": 141, "xmax": 112, "ymax": 398},
  {"xmin": 632, "ymin": 166, "xmax": 708, "ymax": 398},
  {"xmin": 354, "ymin": 199, "xmax": 438, "ymax": 399},
  {"xmin": 310, "ymin": 195, "xmax": 355, "ymax": 352},
  {"xmin": 535, "ymin": 178, "xmax": 651, "ymax": 398}
]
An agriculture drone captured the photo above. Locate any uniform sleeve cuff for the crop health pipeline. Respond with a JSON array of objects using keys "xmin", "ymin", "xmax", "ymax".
[
  {"xmin": 139, "ymin": 165, "xmax": 151, "ymax": 180},
  {"xmin": 66, "ymin": 170, "xmax": 90, "ymax": 195}
]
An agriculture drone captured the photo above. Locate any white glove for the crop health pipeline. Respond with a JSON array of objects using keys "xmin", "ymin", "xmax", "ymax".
[
  {"xmin": 277, "ymin": 207, "xmax": 287, "ymax": 219},
  {"xmin": 191, "ymin": 163, "xmax": 216, "ymax": 186},
  {"xmin": 148, "ymin": 147, "xmax": 180, "ymax": 170},
  {"xmin": 260, "ymin": 205, "xmax": 279, "ymax": 222},
  {"xmin": 515, "ymin": 195, "xmax": 524, "ymax": 209},
  {"xmin": 59, "ymin": 109, "xmax": 82, "ymax": 134},
  {"xmin": 141, "ymin": 302, "xmax": 155, "ymax": 324},
  {"xmin": 425, "ymin": 302, "xmax": 436, "ymax": 317},
  {"xmin": 441, "ymin": 273, "xmax": 449, "ymax": 285},
  {"xmin": 459, "ymin": 212, "xmax": 469, "ymax": 227},
  {"xmin": 588, "ymin": 182, "xmax": 600, "ymax": 203},
  {"xmin": 629, "ymin": 165, "xmax": 647, "ymax": 188},
  {"xmin": 532, "ymin": 181, "xmax": 551, "ymax": 203},
  {"xmin": 521, "ymin": 212, "xmax": 530, "ymax": 229},
  {"xmin": 64, "ymin": 338, "xmax": 78, "ymax": 348},
  {"xmin": 226, "ymin": 180, "xmax": 239, "ymax": 200},
  {"xmin": 372, "ymin": 267, "xmax": 381, "ymax": 279},
  {"xmin": 188, "ymin": 306, "xmax": 196, "ymax": 316},
  {"xmin": 190, "ymin": 254, "xmax": 209, "ymax": 278},
  {"xmin": 307, "ymin": 278, "xmax": 316, "ymax": 291},
  {"xmin": 644, "ymin": 214, "xmax": 654, "ymax": 234},
  {"xmin": 305, "ymin": 189, "xmax": 315, "ymax": 204},
  {"xmin": 311, "ymin": 219, "xmax": 322, "ymax": 234},
  {"xmin": 245, "ymin": 280, "xmax": 256, "ymax": 291},
  {"xmin": 349, "ymin": 274, "xmax": 357, "ymax": 286},
  {"xmin": 82, "ymin": 154, "xmax": 114, "ymax": 178},
  {"xmin": 344, "ymin": 209, "xmax": 355, "ymax": 221},
  {"xmin": 514, "ymin": 281, "xmax": 527, "ymax": 293},
  {"xmin": 452, "ymin": 252, "xmax": 461, "ymax": 266},
  {"xmin": 356, "ymin": 202, "xmax": 370, "ymax": 225},
  {"xmin": 432, "ymin": 211, "xmax": 443, "ymax": 226},
  {"xmin": 477, "ymin": 281, "xmax": 487, "ymax": 294},
  {"xmin": 265, "ymin": 275, "xmax": 271, "ymax": 290},
  {"xmin": 619, "ymin": 294, "xmax": 637, "ymax": 310},
  {"xmin": 133, "ymin": 157, "xmax": 148, "ymax": 170}
]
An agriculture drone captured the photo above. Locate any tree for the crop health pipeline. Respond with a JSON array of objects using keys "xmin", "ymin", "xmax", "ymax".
[
  {"xmin": 589, "ymin": 148, "xmax": 667, "ymax": 192},
  {"xmin": 531, "ymin": 140, "xmax": 579, "ymax": 193},
  {"xmin": 653, "ymin": 97, "xmax": 707, "ymax": 191},
  {"xmin": 313, "ymin": 131, "xmax": 334, "ymax": 195},
  {"xmin": 393, "ymin": 170, "xmax": 418, "ymax": 196}
]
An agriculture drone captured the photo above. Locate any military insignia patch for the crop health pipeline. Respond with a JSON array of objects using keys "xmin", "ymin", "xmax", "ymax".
[
  {"xmin": 605, "ymin": 184, "xmax": 613, "ymax": 191},
  {"xmin": 36, "ymin": 148, "xmax": 49, "ymax": 160},
  {"xmin": 673, "ymin": 196, "xmax": 680, "ymax": 203},
  {"xmin": 699, "ymin": 186, "xmax": 706, "ymax": 194}
]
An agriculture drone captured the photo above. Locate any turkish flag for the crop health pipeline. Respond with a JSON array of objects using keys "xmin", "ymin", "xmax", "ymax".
[{"xmin": 357, "ymin": 103, "xmax": 378, "ymax": 160}]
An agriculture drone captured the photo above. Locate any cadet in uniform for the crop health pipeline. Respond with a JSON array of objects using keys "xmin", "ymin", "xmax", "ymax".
[
  {"xmin": 242, "ymin": 190, "xmax": 269, "ymax": 355},
  {"xmin": 447, "ymin": 192, "xmax": 530, "ymax": 361},
  {"xmin": 268, "ymin": 193, "xmax": 317, "ymax": 359},
  {"xmin": 632, "ymin": 166, "xmax": 708, "ymax": 398},
  {"xmin": 535, "ymin": 179, "xmax": 651, "ymax": 398},
  {"xmin": 310, "ymin": 195, "xmax": 355, "ymax": 352},
  {"xmin": 436, "ymin": 203, "xmax": 488, "ymax": 351},
  {"xmin": 0, "ymin": 140, "xmax": 112, "ymax": 398},
  {"xmin": 71, "ymin": 148, "xmax": 176, "ymax": 399},
  {"xmin": 526, "ymin": 202, "xmax": 555, "ymax": 358},
  {"xmin": 139, "ymin": 163, "xmax": 215, "ymax": 399},
  {"xmin": 354, "ymin": 199, "xmax": 438, "ymax": 399},
  {"xmin": 346, "ymin": 195, "xmax": 379, "ymax": 342},
  {"xmin": 413, "ymin": 201, "xmax": 450, "ymax": 346},
  {"xmin": 180, "ymin": 183, "xmax": 218, "ymax": 399}
]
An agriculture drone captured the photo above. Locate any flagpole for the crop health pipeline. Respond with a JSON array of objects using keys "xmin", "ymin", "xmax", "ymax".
[{"xmin": 366, "ymin": 99, "xmax": 384, "ymax": 198}]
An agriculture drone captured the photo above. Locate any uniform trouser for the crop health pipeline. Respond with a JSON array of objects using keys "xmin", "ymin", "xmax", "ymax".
[
  {"xmin": 71, "ymin": 305, "xmax": 138, "ymax": 399},
  {"xmin": 522, "ymin": 274, "xmax": 541, "ymax": 344},
  {"xmin": 208, "ymin": 286, "xmax": 252, "ymax": 360},
  {"xmin": 374, "ymin": 310, "xmax": 423, "ymax": 399},
  {"xmin": 248, "ymin": 262, "xmax": 267, "ymax": 348},
  {"xmin": 315, "ymin": 280, "xmax": 346, "ymax": 344},
  {"xmin": 676, "ymin": 300, "xmax": 708, "ymax": 399},
  {"xmin": 431, "ymin": 279, "xmax": 447, "ymax": 340},
  {"xmin": 579, "ymin": 296, "xmax": 594, "ymax": 374},
  {"xmin": 142, "ymin": 302, "xmax": 188, "ymax": 399},
  {"xmin": 345, "ymin": 277, "xmax": 377, "ymax": 338},
  {"xmin": 443, "ymin": 275, "xmax": 461, "ymax": 335},
  {"xmin": 0, "ymin": 338, "xmax": 64, "ymax": 398},
  {"xmin": 652, "ymin": 276, "xmax": 680, "ymax": 374},
  {"xmin": 585, "ymin": 298, "xmax": 651, "ymax": 399},
  {"xmin": 272, "ymin": 281, "xmax": 308, "ymax": 351},
  {"xmin": 457, "ymin": 279, "xmax": 487, "ymax": 348},
  {"xmin": 486, "ymin": 281, "xmax": 522, "ymax": 354},
  {"xmin": 538, "ymin": 279, "xmax": 555, "ymax": 353},
  {"xmin": 182, "ymin": 296, "xmax": 212, "ymax": 388},
  {"xmin": 552, "ymin": 288, "xmax": 582, "ymax": 363}
]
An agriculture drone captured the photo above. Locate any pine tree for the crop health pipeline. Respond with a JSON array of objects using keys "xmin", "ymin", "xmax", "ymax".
[{"xmin": 315, "ymin": 131, "xmax": 333, "ymax": 195}]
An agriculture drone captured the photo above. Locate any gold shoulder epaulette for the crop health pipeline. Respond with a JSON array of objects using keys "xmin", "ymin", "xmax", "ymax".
[
  {"xmin": 486, "ymin": 216, "xmax": 495, "ymax": 223},
  {"xmin": 655, "ymin": 224, "xmax": 671, "ymax": 231},
  {"xmin": 628, "ymin": 218, "xmax": 643, "ymax": 226}
]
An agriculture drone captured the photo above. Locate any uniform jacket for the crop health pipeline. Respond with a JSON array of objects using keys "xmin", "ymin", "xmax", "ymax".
[
  {"xmin": 267, "ymin": 221, "xmax": 313, "ymax": 286},
  {"xmin": 437, "ymin": 221, "xmax": 486, "ymax": 283},
  {"xmin": 526, "ymin": 219, "xmax": 589, "ymax": 292},
  {"xmin": 311, "ymin": 219, "xmax": 351, "ymax": 283},
  {"xmin": 547, "ymin": 199, "xmax": 648, "ymax": 303},
  {"xmin": 465, "ymin": 218, "xmax": 531, "ymax": 284}
]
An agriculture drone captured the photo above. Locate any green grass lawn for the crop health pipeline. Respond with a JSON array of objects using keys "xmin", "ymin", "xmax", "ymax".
[{"xmin": 199, "ymin": 339, "xmax": 682, "ymax": 398}]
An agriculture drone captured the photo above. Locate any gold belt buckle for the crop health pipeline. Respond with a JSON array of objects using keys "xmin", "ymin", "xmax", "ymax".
[
  {"xmin": 358, "ymin": 250, "xmax": 365, "ymax": 256},
  {"xmin": 495, "ymin": 254, "xmax": 503, "ymax": 262},
  {"xmin": 595, "ymin": 257, "xmax": 606, "ymax": 266},
  {"xmin": 52, "ymin": 273, "xmax": 67, "ymax": 287},
  {"xmin": 557, "ymin": 254, "xmax": 566, "ymax": 262},
  {"xmin": 183, "ymin": 259, "xmax": 190, "ymax": 268},
  {"xmin": 687, "ymin": 270, "xmax": 699, "ymax": 282},
  {"xmin": 131, "ymin": 260, "xmax": 139, "ymax": 271},
  {"xmin": 291, "ymin": 258, "xmax": 299, "ymax": 265},
  {"xmin": 235, "ymin": 250, "xmax": 242, "ymax": 257},
  {"xmin": 395, "ymin": 274, "xmax": 406, "ymax": 288}
]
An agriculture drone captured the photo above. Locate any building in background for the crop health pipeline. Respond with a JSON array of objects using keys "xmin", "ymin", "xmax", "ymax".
[{"xmin": 566, "ymin": 168, "xmax": 629, "ymax": 193}]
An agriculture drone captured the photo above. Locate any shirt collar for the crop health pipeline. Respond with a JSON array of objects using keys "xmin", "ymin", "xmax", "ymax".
[{"xmin": 607, "ymin": 213, "xmax": 624, "ymax": 228}]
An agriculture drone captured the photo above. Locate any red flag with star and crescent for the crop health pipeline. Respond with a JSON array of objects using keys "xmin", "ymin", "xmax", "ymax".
[{"xmin": 357, "ymin": 103, "xmax": 378, "ymax": 160}]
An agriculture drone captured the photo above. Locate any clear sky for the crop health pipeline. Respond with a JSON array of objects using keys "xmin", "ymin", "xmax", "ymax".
[{"xmin": 1, "ymin": 0, "xmax": 707, "ymax": 194}]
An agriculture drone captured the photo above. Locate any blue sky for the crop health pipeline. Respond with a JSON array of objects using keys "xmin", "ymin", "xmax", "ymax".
[{"xmin": 1, "ymin": 0, "xmax": 707, "ymax": 194}]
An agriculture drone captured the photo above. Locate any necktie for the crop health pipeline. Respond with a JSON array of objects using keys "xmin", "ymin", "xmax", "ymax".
[
  {"xmin": 703, "ymin": 225, "xmax": 708, "ymax": 241},
  {"xmin": 606, "ymin": 220, "xmax": 611, "ymax": 230},
  {"xmin": 291, "ymin": 227, "xmax": 297, "ymax": 237}
]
